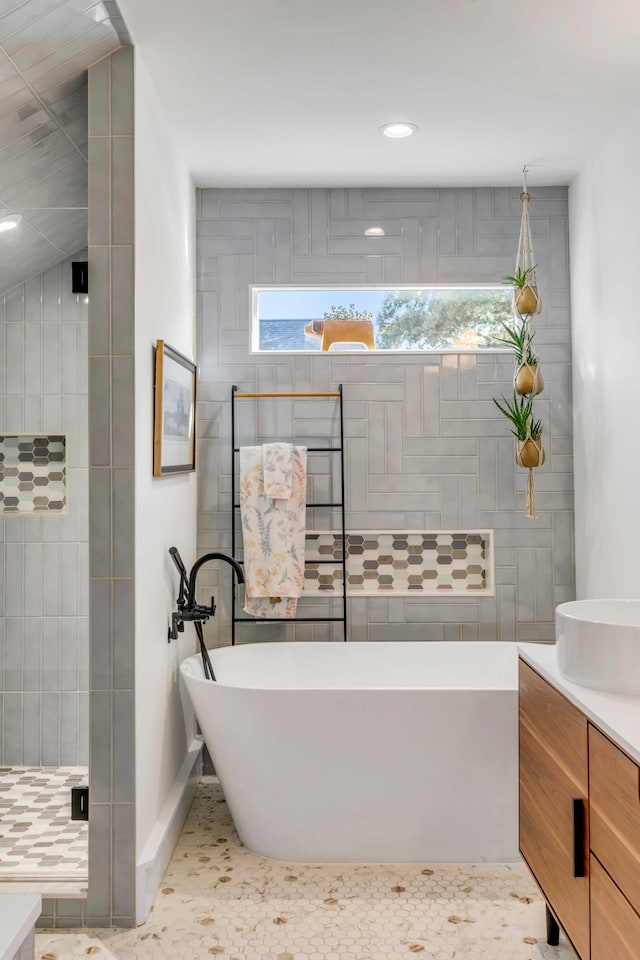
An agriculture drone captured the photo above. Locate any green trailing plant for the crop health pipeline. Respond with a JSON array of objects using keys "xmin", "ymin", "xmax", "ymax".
[
  {"xmin": 493, "ymin": 320, "xmax": 539, "ymax": 365},
  {"xmin": 493, "ymin": 391, "xmax": 542, "ymax": 441},
  {"xmin": 501, "ymin": 265, "xmax": 537, "ymax": 289},
  {"xmin": 323, "ymin": 303, "xmax": 373, "ymax": 323}
]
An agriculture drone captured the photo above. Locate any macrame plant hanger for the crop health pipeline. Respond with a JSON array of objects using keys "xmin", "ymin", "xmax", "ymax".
[
  {"xmin": 514, "ymin": 168, "xmax": 542, "ymax": 320},
  {"xmin": 513, "ymin": 166, "xmax": 545, "ymax": 520}
]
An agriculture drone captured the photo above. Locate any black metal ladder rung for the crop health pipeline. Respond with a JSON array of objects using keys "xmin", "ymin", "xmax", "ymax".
[
  {"xmin": 233, "ymin": 616, "xmax": 344, "ymax": 624},
  {"xmin": 233, "ymin": 446, "xmax": 342, "ymax": 453},
  {"xmin": 233, "ymin": 502, "xmax": 342, "ymax": 509},
  {"xmin": 236, "ymin": 558, "xmax": 342, "ymax": 566}
]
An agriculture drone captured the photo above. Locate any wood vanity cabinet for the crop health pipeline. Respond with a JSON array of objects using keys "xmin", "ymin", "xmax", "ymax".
[
  {"xmin": 590, "ymin": 856, "xmax": 640, "ymax": 960},
  {"xmin": 519, "ymin": 659, "xmax": 590, "ymax": 958},
  {"xmin": 589, "ymin": 727, "xmax": 640, "ymax": 959},
  {"xmin": 519, "ymin": 657, "xmax": 640, "ymax": 960}
]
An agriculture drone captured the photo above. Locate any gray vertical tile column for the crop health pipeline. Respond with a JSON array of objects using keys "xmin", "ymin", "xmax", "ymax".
[{"xmin": 45, "ymin": 45, "xmax": 136, "ymax": 929}]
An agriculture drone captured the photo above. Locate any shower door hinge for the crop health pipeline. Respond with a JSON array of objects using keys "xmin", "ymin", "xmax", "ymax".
[
  {"xmin": 71, "ymin": 260, "xmax": 88, "ymax": 295},
  {"xmin": 71, "ymin": 785, "xmax": 89, "ymax": 821}
]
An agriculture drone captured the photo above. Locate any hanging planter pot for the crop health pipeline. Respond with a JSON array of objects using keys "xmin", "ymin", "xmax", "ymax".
[
  {"xmin": 516, "ymin": 436, "xmax": 545, "ymax": 470},
  {"xmin": 513, "ymin": 283, "xmax": 541, "ymax": 317},
  {"xmin": 494, "ymin": 320, "xmax": 544, "ymax": 397},
  {"xmin": 516, "ymin": 434, "xmax": 545, "ymax": 519},
  {"xmin": 493, "ymin": 391, "xmax": 545, "ymax": 519},
  {"xmin": 514, "ymin": 361, "xmax": 544, "ymax": 397},
  {"xmin": 503, "ymin": 266, "xmax": 542, "ymax": 318}
]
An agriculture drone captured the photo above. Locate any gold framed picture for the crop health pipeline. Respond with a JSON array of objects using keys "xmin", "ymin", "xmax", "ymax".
[{"xmin": 153, "ymin": 340, "xmax": 197, "ymax": 477}]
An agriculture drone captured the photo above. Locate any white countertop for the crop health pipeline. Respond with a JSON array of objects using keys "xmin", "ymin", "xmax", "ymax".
[
  {"xmin": 0, "ymin": 894, "xmax": 41, "ymax": 960},
  {"xmin": 518, "ymin": 643, "xmax": 640, "ymax": 765}
]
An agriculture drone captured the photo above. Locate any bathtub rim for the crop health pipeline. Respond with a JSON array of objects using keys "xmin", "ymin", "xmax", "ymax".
[{"xmin": 179, "ymin": 640, "xmax": 519, "ymax": 693}]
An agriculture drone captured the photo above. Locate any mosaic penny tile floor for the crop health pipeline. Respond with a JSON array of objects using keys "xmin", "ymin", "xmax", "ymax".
[
  {"xmin": 39, "ymin": 777, "xmax": 575, "ymax": 960},
  {"xmin": 0, "ymin": 766, "xmax": 88, "ymax": 881},
  {"xmin": 36, "ymin": 935, "xmax": 116, "ymax": 959}
]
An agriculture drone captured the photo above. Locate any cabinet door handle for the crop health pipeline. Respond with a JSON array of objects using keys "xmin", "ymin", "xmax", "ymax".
[{"xmin": 573, "ymin": 797, "xmax": 586, "ymax": 878}]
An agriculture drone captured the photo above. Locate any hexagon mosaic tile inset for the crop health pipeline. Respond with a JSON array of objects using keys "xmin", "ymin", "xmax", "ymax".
[
  {"xmin": 304, "ymin": 531, "xmax": 492, "ymax": 595},
  {"xmin": 0, "ymin": 435, "xmax": 66, "ymax": 513}
]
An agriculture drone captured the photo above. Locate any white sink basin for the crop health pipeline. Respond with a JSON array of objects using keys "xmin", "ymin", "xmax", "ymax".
[{"xmin": 556, "ymin": 599, "xmax": 640, "ymax": 695}]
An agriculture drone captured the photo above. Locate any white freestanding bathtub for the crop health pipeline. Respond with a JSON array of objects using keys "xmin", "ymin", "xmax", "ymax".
[{"xmin": 180, "ymin": 641, "xmax": 518, "ymax": 862}]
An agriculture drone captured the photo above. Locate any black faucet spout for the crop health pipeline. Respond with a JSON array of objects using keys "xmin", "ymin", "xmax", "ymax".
[{"xmin": 187, "ymin": 551, "xmax": 244, "ymax": 606}]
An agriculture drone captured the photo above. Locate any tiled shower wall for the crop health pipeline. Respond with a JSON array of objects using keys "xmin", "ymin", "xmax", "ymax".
[
  {"xmin": 196, "ymin": 187, "xmax": 574, "ymax": 644},
  {"xmin": 0, "ymin": 254, "xmax": 88, "ymax": 765}
]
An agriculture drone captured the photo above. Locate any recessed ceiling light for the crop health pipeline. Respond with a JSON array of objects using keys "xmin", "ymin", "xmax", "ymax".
[
  {"xmin": 380, "ymin": 122, "xmax": 418, "ymax": 139},
  {"xmin": 364, "ymin": 227, "xmax": 385, "ymax": 237},
  {"xmin": 0, "ymin": 214, "xmax": 22, "ymax": 233}
]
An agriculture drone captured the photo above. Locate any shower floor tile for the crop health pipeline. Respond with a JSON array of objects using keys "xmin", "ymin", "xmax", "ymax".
[
  {"xmin": 43, "ymin": 776, "xmax": 574, "ymax": 959},
  {"xmin": 0, "ymin": 766, "xmax": 88, "ymax": 882}
]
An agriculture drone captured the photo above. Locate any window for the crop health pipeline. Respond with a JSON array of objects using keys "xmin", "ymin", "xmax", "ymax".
[{"xmin": 252, "ymin": 285, "xmax": 512, "ymax": 353}]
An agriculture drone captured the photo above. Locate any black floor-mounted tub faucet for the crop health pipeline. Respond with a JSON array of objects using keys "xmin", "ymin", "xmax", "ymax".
[{"xmin": 168, "ymin": 547, "xmax": 245, "ymax": 680}]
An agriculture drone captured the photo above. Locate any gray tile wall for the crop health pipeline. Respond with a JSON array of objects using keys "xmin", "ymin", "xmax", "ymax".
[
  {"xmin": 196, "ymin": 187, "xmax": 574, "ymax": 645},
  {"xmin": 0, "ymin": 254, "xmax": 89, "ymax": 765},
  {"xmin": 40, "ymin": 45, "xmax": 136, "ymax": 930}
]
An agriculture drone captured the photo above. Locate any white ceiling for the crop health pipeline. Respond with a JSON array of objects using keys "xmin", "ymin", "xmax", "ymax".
[{"xmin": 118, "ymin": 0, "xmax": 640, "ymax": 187}]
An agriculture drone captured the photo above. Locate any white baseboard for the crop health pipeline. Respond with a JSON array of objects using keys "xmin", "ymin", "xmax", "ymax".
[{"xmin": 135, "ymin": 739, "xmax": 203, "ymax": 925}]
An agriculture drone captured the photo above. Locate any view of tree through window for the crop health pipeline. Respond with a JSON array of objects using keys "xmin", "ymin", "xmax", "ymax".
[{"xmin": 253, "ymin": 286, "xmax": 512, "ymax": 352}]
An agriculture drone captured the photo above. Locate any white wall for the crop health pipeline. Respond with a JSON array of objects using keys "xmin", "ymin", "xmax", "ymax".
[
  {"xmin": 133, "ymin": 50, "xmax": 199, "ymax": 913},
  {"xmin": 569, "ymin": 107, "xmax": 640, "ymax": 599}
]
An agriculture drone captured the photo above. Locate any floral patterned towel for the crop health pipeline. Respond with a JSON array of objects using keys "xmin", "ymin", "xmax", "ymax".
[
  {"xmin": 240, "ymin": 444, "xmax": 307, "ymax": 619},
  {"xmin": 263, "ymin": 442, "xmax": 293, "ymax": 499}
]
